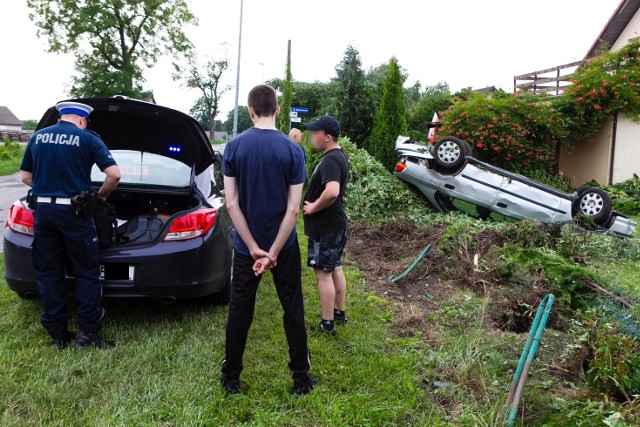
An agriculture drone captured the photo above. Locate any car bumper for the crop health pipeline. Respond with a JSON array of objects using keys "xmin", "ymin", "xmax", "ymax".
[{"xmin": 2, "ymin": 225, "xmax": 232, "ymax": 299}]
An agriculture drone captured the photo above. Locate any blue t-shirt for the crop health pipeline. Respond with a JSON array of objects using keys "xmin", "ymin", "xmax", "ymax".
[
  {"xmin": 21, "ymin": 120, "xmax": 117, "ymax": 197},
  {"xmin": 223, "ymin": 127, "xmax": 307, "ymax": 256}
]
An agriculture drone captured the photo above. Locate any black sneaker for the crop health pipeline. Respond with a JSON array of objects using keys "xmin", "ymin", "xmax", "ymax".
[
  {"xmin": 51, "ymin": 331, "xmax": 76, "ymax": 350},
  {"xmin": 316, "ymin": 321, "xmax": 337, "ymax": 336},
  {"xmin": 220, "ymin": 373, "xmax": 241, "ymax": 394},
  {"xmin": 335, "ymin": 315, "xmax": 348, "ymax": 326},
  {"xmin": 73, "ymin": 332, "xmax": 116, "ymax": 350},
  {"xmin": 291, "ymin": 374, "xmax": 318, "ymax": 398}
]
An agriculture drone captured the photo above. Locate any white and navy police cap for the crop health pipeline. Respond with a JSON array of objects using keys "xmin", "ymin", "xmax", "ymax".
[{"xmin": 55, "ymin": 101, "xmax": 94, "ymax": 118}]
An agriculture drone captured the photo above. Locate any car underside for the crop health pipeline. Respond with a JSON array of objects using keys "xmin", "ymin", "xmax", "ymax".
[{"xmin": 394, "ymin": 135, "xmax": 637, "ymax": 238}]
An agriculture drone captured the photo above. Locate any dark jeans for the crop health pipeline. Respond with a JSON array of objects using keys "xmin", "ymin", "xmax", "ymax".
[
  {"xmin": 222, "ymin": 238, "xmax": 310, "ymax": 379},
  {"xmin": 32, "ymin": 203, "xmax": 104, "ymax": 338}
]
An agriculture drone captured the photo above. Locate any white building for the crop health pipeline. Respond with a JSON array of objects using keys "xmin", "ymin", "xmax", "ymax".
[
  {"xmin": 0, "ymin": 106, "xmax": 22, "ymax": 132},
  {"xmin": 559, "ymin": 0, "xmax": 640, "ymax": 185}
]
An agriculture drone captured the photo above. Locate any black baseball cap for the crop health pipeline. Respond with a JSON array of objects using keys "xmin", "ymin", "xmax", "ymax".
[{"xmin": 304, "ymin": 115, "xmax": 341, "ymax": 138}]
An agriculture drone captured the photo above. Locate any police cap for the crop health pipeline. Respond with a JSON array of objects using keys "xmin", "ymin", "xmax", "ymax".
[{"xmin": 55, "ymin": 101, "xmax": 94, "ymax": 118}]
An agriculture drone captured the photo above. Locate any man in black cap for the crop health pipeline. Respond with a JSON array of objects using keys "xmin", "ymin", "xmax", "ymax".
[
  {"xmin": 20, "ymin": 101, "xmax": 121, "ymax": 350},
  {"xmin": 303, "ymin": 115, "xmax": 350, "ymax": 335}
]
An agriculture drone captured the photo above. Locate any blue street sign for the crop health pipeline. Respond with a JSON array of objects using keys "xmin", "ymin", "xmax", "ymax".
[{"xmin": 291, "ymin": 107, "xmax": 309, "ymax": 114}]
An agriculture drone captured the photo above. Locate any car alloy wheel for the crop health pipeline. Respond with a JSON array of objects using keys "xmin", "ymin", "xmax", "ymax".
[
  {"xmin": 573, "ymin": 187, "xmax": 612, "ymax": 226},
  {"xmin": 437, "ymin": 139, "xmax": 461, "ymax": 164},
  {"xmin": 579, "ymin": 192, "xmax": 604, "ymax": 216}
]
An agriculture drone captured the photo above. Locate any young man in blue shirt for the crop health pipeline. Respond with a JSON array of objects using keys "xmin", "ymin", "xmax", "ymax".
[{"xmin": 221, "ymin": 85, "xmax": 316, "ymax": 396}]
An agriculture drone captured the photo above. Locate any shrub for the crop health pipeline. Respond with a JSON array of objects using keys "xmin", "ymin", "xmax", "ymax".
[
  {"xmin": 0, "ymin": 138, "xmax": 22, "ymax": 160},
  {"xmin": 439, "ymin": 92, "xmax": 566, "ymax": 174},
  {"xmin": 438, "ymin": 40, "xmax": 640, "ymax": 178},
  {"xmin": 561, "ymin": 39, "xmax": 640, "ymax": 141},
  {"xmin": 306, "ymin": 137, "xmax": 437, "ymax": 222}
]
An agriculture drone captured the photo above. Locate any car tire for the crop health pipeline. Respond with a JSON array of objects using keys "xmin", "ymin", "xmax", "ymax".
[
  {"xmin": 433, "ymin": 137, "xmax": 470, "ymax": 174},
  {"xmin": 18, "ymin": 292, "xmax": 39, "ymax": 300},
  {"xmin": 572, "ymin": 187, "xmax": 612, "ymax": 226}
]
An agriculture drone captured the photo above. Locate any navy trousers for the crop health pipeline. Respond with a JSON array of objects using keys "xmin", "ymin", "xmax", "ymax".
[
  {"xmin": 32, "ymin": 203, "xmax": 104, "ymax": 338},
  {"xmin": 222, "ymin": 238, "xmax": 310, "ymax": 379}
]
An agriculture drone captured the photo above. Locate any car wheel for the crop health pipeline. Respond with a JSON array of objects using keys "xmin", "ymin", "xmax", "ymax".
[
  {"xmin": 433, "ymin": 137, "xmax": 469, "ymax": 174},
  {"xmin": 18, "ymin": 292, "xmax": 39, "ymax": 300},
  {"xmin": 572, "ymin": 187, "xmax": 612, "ymax": 226}
]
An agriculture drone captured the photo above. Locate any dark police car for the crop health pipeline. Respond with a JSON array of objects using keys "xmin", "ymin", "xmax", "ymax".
[{"xmin": 3, "ymin": 97, "xmax": 233, "ymax": 304}]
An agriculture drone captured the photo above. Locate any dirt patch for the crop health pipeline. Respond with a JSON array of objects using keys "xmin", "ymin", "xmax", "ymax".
[{"xmin": 345, "ymin": 220, "xmax": 566, "ymax": 337}]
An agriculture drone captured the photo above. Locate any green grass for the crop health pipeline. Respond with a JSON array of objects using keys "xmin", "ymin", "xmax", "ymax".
[
  {"xmin": 0, "ymin": 230, "xmax": 447, "ymax": 426},
  {"xmin": 2, "ymin": 218, "xmax": 639, "ymax": 425},
  {"xmin": 0, "ymin": 146, "xmax": 24, "ymax": 176}
]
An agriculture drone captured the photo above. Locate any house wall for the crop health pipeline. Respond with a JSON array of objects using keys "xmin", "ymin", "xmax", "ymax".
[
  {"xmin": 559, "ymin": 120, "xmax": 612, "ymax": 185},
  {"xmin": 612, "ymin": 114, "xmax": 640, "ymax": 183},
  {"xmin": 609, "ymin": 7, "xmax": 640, "ymax": 183},
  {"xmin": 562, "ymin": 7, "xmax": 639, "ymax": 185},
  {"xmin": 0, "ymin": 124, "xmax": 22, "ymax": 131}
]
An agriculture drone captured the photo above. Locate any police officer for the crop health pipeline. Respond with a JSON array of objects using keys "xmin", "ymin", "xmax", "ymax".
[{"xmin": 20, "ymin": 101, "xmax": 121, "ymax": 350}]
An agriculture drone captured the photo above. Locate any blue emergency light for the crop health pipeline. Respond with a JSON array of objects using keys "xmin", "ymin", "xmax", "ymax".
[{"xmin": 168, "ymin": 146, "xmax": 182, "ymax": 153}]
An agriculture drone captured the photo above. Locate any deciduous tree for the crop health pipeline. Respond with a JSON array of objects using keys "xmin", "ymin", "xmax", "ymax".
[
  {"xmin": 224, "ymin": 106, "xmax": 252, "ymax": 134},
  {"xmin": 27, "ymin": 0, "xmax": 196, "ymax": 97},
  {"xmin": 176, "ymin": 55, "xmax": 231, "ymax": 140}
]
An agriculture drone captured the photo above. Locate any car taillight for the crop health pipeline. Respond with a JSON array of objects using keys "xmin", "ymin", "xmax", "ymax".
[
  {"xmin": 163, "ymin": 208, "xmax": 218, "ymax": 241},
  {"xmin": 7, "ymin": 202, "xmax": 34, "ymax": 236},
  {"xmin": 395, "ymin": 161, "xmax": 407, "ymax": 173}
]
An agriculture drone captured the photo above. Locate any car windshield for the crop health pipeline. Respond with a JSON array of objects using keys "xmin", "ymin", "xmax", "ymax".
[{"xmin": 91, "ymin": 150, "xmax": 191, "ymax": 187}]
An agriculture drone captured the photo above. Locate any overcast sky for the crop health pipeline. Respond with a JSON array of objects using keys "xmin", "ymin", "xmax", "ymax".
[{"xmin": 1, "ymin": 0, "xmax": 620, "ymax": 121}]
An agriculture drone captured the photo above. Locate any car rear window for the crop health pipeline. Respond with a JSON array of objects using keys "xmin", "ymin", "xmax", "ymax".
[{"xmin": 91, "ymin": 150, "xmax": 191, "ymax": 187}]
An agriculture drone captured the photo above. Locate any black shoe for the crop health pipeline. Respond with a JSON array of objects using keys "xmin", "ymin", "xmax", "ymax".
[
  {"xmin": 335, "ymin": 315, "xmax": 348, "ymax": 326},
  {"xmin": 220, "ymin": 373, "xmax": 241, "ymax": 394},
  {"xmin": 316, "ymin": 321, "xmax": 337, "ymax": 336},
  {"xmin": 51, "ymin": 331, "xmax": 76, "ymax": 350},
  {"xmin": 73, "ymin": 332, "xmax": 116, "ymax": 350},
  {"xmin": 291, "ymin": 374, "xmax": 318, "ymax": 398}
]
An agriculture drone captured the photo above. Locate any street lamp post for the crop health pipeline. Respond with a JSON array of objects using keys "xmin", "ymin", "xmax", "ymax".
[{"xmin": 232, "ymin": 0, "xmax": 244, "ymax": 137}]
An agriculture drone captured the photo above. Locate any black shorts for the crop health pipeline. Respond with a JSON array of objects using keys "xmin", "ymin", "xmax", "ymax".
[{"xmin": 307, "ymin": 229, "xmax": 347, "ymax": 272}]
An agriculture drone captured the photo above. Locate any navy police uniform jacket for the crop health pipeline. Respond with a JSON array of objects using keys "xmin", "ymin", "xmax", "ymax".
[{"xmin": 21, "ymin": 120, "xmax": 116, "ymax": 197}]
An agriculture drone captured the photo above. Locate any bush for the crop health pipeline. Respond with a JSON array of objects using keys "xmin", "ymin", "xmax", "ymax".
[
  {"xmin": 306, "ymin": 137, "xmax": 437, "ymax": 222},
  {"xmin": 438, "ymin": 40, "xmax": 640, "ymax": 178},
  {"xmin": 439, "ymin": 92, "xmax": 566, "ymax": 174},
  {"xmin": 561, "ymin": 39, "xmax": 640, "ymax": 141},
  {"xmin": 0, "ymin": 138, "xmax": 22, "ymax": 160}
]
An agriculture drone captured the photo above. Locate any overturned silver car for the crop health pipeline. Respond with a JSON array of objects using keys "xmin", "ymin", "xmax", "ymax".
[{"xmin": 394, "ymin": 135, "xmax": 636, "ymax": 238}]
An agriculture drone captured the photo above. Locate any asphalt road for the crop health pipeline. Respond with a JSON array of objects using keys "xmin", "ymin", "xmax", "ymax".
[{"xmin": 0, "ymin": 172, "xmax": 29, "ymax": 253}]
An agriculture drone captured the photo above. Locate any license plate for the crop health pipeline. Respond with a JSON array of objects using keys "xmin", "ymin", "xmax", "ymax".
[{"xmin": 99, "ymin": 265, "xmax": 135, "ymax": 281}]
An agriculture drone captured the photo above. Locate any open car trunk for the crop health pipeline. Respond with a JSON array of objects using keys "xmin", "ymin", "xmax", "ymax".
[{"xmin": 106, "ymin": 189, "xmax": 201, "ymax": 246}]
